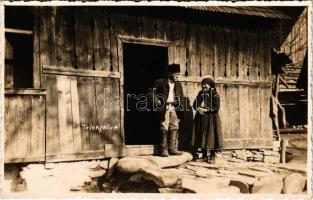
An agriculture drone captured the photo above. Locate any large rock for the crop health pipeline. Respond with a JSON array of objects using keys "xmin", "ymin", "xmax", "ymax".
[
  {"xmin": 218, "ymin": 169, "xmax": 238, "ymax": 176},
  {"xmin": 158, "ymin": 188, "xmax": 184, "ymax": 193},
  {"xmin": 252, "ymin": 154, "xmax": 264, "ymax": 161},
  {"xmin": 225, "ymin": 174, "xmax": 256, "ymax": 185},
  {"xmin": 115, "ymin": 157, "xmax": 159, "ymax": 174},
  {"xmin": 234, "ymin": 150, "xmax": 248, "ymax": 160},
  {"xmin": 128, "ymin": 173, "xmax": 143, "ymax": 183},
  {"xmin": 211, "ymin": 186, "xmax": 240, "ymax": 194},
  {"xmin": 261, "ymin": 150, "xmax": 272, "ymax": 156},
  {"xmin": 252, "ymin": 176, "xmax": 283, "ymax": 194},
  {"xmin": 238, "ymin": 169, "xmax": 273, "ymax": 178},
  {"xmin": 182, "ymin": 178, "xmax": 218, "ymax": 193},
  {"xmin": 230, "ymin": 179, "xmax": 249, "ymax": 193},
  {"xmin": 283, "ymin": 173, "xmax": 306, "ymax": 194},
  {"xmin": 89, "ymin": 169, "xmax": 106, "ymax": 178},
  {"xmin": 202, "ymin": 177, "xmax": 230, "ymax": 188},
  {"xmin": 145, "ymin": 152, "xmax": 193, "ymax": 168},
  {"xmin": 263, "ymin": 156, "xmax": 280, "ymax": 164},
  {"xmin": 182, "ymin": 178, "xmax": 240, "ymax": 194},
  {"xmin": 139, "ymin": 167, "xmax": 181, "ymax": 187},
  {"xmin": 186, "ymin": 165, "xmax": 219, "ymax": 177}
]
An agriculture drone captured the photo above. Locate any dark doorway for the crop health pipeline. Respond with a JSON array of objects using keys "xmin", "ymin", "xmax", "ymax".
[{"xmin": 123, "ymin": 43, "xmax": 168, "ymax": 145}]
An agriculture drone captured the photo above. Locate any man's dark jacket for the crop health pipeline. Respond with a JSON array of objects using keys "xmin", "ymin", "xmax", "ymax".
[{"xmin": 149, "ymin": 79, "xmax": 185, "ymax": 121}]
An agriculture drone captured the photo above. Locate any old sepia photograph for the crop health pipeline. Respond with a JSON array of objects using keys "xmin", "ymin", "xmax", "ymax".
[{"xmin": 1, "ymin": 1, "xmax": 311, "ymax": 197}]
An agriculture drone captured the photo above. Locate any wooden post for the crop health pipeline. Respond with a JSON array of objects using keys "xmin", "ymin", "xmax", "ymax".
[
  {"xmin": 280, "ymin": 138, "xmax": 288, "ymax": 163},
  {"xmin": 274, "ymin": 74, "xmax": 280, "ymax": 98},
  {"xmin": 0, "ymin": 2, "xmax": 4, "ymax": 191}
]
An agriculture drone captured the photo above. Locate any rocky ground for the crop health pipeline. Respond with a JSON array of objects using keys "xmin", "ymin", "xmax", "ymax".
[{"xmin": 3, "ymin": 133, "xmax": 308, "ymax": 196}]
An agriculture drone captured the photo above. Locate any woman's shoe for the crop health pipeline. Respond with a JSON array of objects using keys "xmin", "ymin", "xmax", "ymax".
[
  {"xmin": 208, "ymin": 156, "xmax": 215, "ymax": 164},
  {"xmin": 197, "ymin": 156, "xmax": 208, "ymax": 162}
]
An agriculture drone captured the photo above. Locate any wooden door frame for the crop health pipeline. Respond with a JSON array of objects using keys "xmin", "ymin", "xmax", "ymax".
[{"xmin": 117, "ymin": 35, "xmax": 171, "ymax": 149}]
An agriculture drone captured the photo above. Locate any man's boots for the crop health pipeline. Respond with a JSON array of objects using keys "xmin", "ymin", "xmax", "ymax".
[
  {"xmin": 208, "ymin": 150, "xmax": 216, "ymax": 164},
  {"xmin": 160, "ymin": 129, "xmax": 169, "ymax": 157},
  {"xmin": 168, "ymin": 129, "xmax": 183, "ymax": 155}
]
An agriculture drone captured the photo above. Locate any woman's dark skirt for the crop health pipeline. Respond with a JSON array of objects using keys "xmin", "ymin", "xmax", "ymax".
[{"xmin": 191, "ymin": 112, "xmax": 222, "ymax": 150}]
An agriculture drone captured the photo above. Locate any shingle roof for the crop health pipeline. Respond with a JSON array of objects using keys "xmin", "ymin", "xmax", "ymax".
[{"xmin": 183, "ymin": 6, "xmax": 291, "ymax": 20}]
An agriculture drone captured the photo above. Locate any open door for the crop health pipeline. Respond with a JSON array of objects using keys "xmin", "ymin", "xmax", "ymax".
[{"xmin": 123, "ymin": 43, "xmax": 168, "ymax": 145}]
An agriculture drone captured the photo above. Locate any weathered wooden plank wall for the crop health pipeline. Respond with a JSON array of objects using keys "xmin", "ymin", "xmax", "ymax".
[
  {"xmin": 4, "ymin": 94, "xmax": 45, "ymax": 163},
  {"xmin": 38, "ymin": 7, "xmax": 273, "ymax": 160},
  {"xmin": 39, "ymin": 7, "xmax": 121, "ymax": 160},
  {"xmin": 280, "ymin": 7, "xmax": 307, "ymax": 66}
]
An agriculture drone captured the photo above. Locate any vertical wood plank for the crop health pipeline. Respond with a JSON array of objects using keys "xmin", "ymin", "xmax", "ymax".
[
  {"xmin": 258, "ymin": 31, "xmax": 265, "ymax": 80},
  {"xmin": 77, "ymin": 77, "xmax": 97, "ymax": 151},
  {"xmin": 238, "ymin": 29, "xmax": 248, "ymax": 80},
  {"xmin": 74, "ymin": 7, "xmax": 93, "ymax": 69},
  {"xmin": 263, "ymin": 87, "xmax": 272, "ymax": 138},
  {"xmin": 39, "ymin": 7, "xmax": 47, "ymax": 87},
  {"xmin": 178, "ymin": 22, "xmax": 187, "ymax": 77},
  {"xmin": 255, "ymin": 86, "xmax": 261, "ymax": 138},
  {"xmin": 104, "ymin": 78, "xmax": 114, "ymax": 144},
  {"xmin": 255, "ymin": 31, "xmax": 261, "ymax": 80},
  {"xmin": 4, "ymin": 96, "xmax": 14, "ymax": 160},
  {"xmin": 112, "ymin": 78, "xmax": 122, "ymax": 145},
  {"xmin": 260, "ymin": 87, "xmax": 266, "ymax": 138},
  {"xmin": 220, "ymin": 84, "xmax": 230, "ymax": 141},
  {"xmin": 239, "ymin": 85, "xmax": 249, "ymax": 141},
  {"xmin": 93, "ymin": 8, "xmax": 110, "ymax": 71},
  {"xmin": 212, "ymin": 27, "xmax": 219, "ymax": 78},
  {"xmin": 166, "ymin": 20, "xmax": 174, "ymax": 64},
  {"xmin": 70, "ymin": 77, "xmax": 82, "ymax": 152},
  {"xmin": 155, "ymin": 17, "xmax": 163, "ymax": 40},
  {"xmin": 45, "ymin": 75, "xmax": 60, "ymax": 156},
  {"xmin": 93, "ymin": 8, "xmax": 106, "ymax": 71},
  {"xmin": 128, "ymin": 14, "xmax": 141, "ymax": 39},
  {"xmin": 229, "ymin": 29, "xmax": 239, "ymax": 79},
  {"xmin": 172, "ymin": 20, "xmax": 180, "ymax": 65},
  {"xmin": 225, "ymin": 28, "xmax": 232, "ymax": 78},
  {"xmin": 219, "ymin": 27, "xmax": 226, "ymax": 79},
  {"xmin": 30, "ymin": 95, "xmax": 45, "ymax": 159},
  {"xmin": 15, "ymin": 96, "xmax": 31, "ymax": 159},
  {"xmin": 57, "ymin": 75, "xmax": 74, "ymax": 154},
  {"xmin": 188, "ymin": 23, "xmax": 197, "ymax": 76},
  {"xmin": 55, "ymin": 7, "xmax": 74, "ymax": 68},
  {"xmin": 263, "ymin": 32, "xmax": 271, "ymax": 81},
  {"xmin": 214, "ymin": 27, "xmax": 223, "ymax": 78},
  {"xmin": 246, "ymin": 31, "xmax": 253, "ymax": 80},
  {"xmin": 95, "ymin": 78, "xmax": 109, "ymax": 147},
  {"xmin": 46, "ymin": 7, "xmax": 57, "ymax": 66},
  {"xmin": 33, "ymin": 7, "xmax": 41, "ymax": 88},
  {"xmin": 217, "ymin": 84, "xmax": 226, "ymax": 141},
  {"xmin": 248, "ymin": 86, "xmax": 259, "ymax": 139},
  {"xmin": 228, "ymin": 85, "xmax": 240, "ymax": 140},
  {"xmin": 110, "ymin": 12, "xmax": 122, "ymax": 72},
  {"xmin": 200, "ymin": 25, "xmax": 209, "ymax": 76},
  {"xmin": 250, "ymin": 31, "xmax": 258, "ymax": 80},
  {"xmin": 141, "ymin": 15, "xmax": 155, "ymax": 39},
  {"xmin": 207, "ymin": 26, "xmax": 214, "ymax": 77},
  {"xmin": 195, "ymin": 24, "xmax": 202, "ymax": 77}
]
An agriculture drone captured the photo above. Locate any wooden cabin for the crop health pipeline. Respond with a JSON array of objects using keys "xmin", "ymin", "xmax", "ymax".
[{"xmin": 4, "ymin": 6, "xmax": 294, "ymax": 163}]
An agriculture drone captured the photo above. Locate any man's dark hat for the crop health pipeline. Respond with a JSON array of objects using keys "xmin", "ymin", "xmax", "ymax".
[{"xmin": 168, "ymin": 64, "xmax": 180, "ymax": 74}]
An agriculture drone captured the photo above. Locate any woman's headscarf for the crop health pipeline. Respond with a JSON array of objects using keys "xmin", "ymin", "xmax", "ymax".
[{"xmin": 201, "ymin": 75, "xmax": 216, "ymax": 88}]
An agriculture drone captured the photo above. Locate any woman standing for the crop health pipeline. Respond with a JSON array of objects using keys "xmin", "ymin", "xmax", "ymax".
[{"xmin": 191, "ymin": 77, "xmax": 222, "ymax": 163}]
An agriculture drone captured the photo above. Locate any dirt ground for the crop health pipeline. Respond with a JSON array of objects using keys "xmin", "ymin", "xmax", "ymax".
[{"xmin": 3, "ymin": 133, "xmax": 309, "ymax": 196}]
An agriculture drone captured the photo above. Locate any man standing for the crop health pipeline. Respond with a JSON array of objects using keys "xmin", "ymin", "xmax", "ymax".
[{"xmin": 151, "ymin": 64, "xmax": 184, "ymax": 157}]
